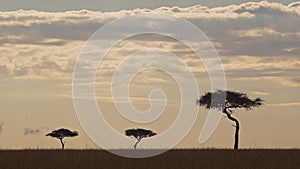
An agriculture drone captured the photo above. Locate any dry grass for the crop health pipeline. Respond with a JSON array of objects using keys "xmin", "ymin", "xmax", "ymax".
[{"xmin": 0, "ymin": 149, "xmax": 299, "ymax": 169}]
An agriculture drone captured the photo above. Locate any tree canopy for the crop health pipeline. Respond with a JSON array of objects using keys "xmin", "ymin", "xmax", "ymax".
[
  {"xmin": 125, "ymin": 128, "xmax": 156, "ymax": 139},
  {"xmin": 46, "ymin": 128, "xmax": 78, "ymax": 139},
  {"xmin": 197, "ymin": 89, "xmax": 263, "ymax": 111}
]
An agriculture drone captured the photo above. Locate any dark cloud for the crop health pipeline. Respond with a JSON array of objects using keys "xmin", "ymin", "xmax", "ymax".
[
  {"xmin": 190, "ymin": 15, "xmax": 300, "ymax": 57},
  {"xmin": 0, "ymin": 23, "xmax": 100, "ymax": 45},
  {"xmin": 290, "ymin": 77, "xmax": 300, "ymax": 83}
]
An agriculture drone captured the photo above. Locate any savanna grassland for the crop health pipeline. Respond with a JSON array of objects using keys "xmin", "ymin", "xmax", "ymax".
[{"xmin": 0, "ymin": 149, "xmax": 299, "ymax": 169}]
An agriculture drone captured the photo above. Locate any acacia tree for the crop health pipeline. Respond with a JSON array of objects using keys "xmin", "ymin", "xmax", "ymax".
[
  {"xmin": 197, "ymin": 90, "xmax": 263, "ymax": 150},
  {"xmin": 125, "ymin": 128, "xmax": 156, "ymax": 149},
  {"xmin": 46, "ymin": 128, "xmax": 78, "ymax": 150}
]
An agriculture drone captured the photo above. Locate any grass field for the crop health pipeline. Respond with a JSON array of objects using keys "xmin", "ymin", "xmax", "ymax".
[{"xmin": 0, "ymin": 149, "xmax": 299, "ymax": 169}]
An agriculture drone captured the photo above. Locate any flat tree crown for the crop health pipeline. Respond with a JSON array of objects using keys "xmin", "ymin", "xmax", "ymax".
[
  {"xmin": 197, "ymin": 90, "xmax": 263, "ymax": 110},
  {"xmin": 46, "ymin": 128, "xmax": 78, "ymax": 139},
  {"xmin": 125, "ymin": 128, "xmax": 156, "ymax": 139}
]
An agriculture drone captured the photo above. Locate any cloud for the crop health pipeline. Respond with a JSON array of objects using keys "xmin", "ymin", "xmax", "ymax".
[
  {"xmin": 219, "ymin": 55, "xmax": 300, "ymax": 86},
  {"xmin": 235, "ymin": 76, "xmax": 300, "ymax": 87},
  {"xmin": 0, "ymin": 41, "xmax": 82, "ymax": 78},
  {"xmin": 232, "ymin": 28, "xmax": 286, "ymax": 38},
  {"xmin": 0, "ymin": 9, "xmax": 112, "ymax": 27},
  {"xmin": 268, "ymin": 102, "xmax": 300, "ymax": 107},
  {"xmin": 0, "ymin": 4, "xmax": 258, "ymax": 27},
  {"xmin": 55, "ymin": 94, "xmax": 176, "ymax": 104},
  {"xmin": 0, "ymin": 1, "xmax": 298, "ymax": 27},
  {"xmin": 0, "ymin": 1, "xmax": 299, "ymax": 86},
  {"xmin": 222, "ymin": 56, "xmax": 300, "ymax": 70},
  {"xmin": 288, "ymin": 1, "xmax": 300, "ymax": 9},
  {"xmin": 252, "ymin": 91, "xmax": 270, "ymax": 95}
]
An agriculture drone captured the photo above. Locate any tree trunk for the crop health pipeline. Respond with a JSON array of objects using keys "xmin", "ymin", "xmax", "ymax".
[
  {"xmin": 59, "ymin": 138, "xmax": 65, "ymax": 150},
  {"xmin": 133, "ymin": 137, "xmax": 142, "ymax": 150},
  {"xmin": 223, "ymin": 109, "xmax": 240, "ymax": 150}
]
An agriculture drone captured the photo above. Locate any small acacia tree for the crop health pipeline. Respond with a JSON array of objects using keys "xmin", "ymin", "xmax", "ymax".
[
  {"xmin": 125, "ymin": 128, "xmax": 156, "ymax": 149},
  {"xmin": 197, "ymin": 90, "xmax": 263, "ymax": 149},
  {"xmin": 46, "ymin": 128, "xmax": 78, "ymax": 150}
]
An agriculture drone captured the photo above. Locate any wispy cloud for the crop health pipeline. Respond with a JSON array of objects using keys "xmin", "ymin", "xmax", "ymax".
[
  {"xmin": 232, "ymin": 28, "xmax": 286, "ymax": 38},
  {"xmin": 252, "ymin": 91, "xmax": 270, "ymax": 95},
  {"xmin": 267, "ymin": 102, "xmax": 300, "ymax": 107}
]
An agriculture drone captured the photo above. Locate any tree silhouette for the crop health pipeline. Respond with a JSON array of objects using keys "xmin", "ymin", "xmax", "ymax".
[
  {"xmin": 196, "ymin": 90, "xmax": 263, "ymax": 149},
  {"xmin": 46, "ymin": 128, "xmax": 78, "ymax": 150},
  {"xmin": 125, "ymin": 128, "xmax": 156, "ymax": 149}
]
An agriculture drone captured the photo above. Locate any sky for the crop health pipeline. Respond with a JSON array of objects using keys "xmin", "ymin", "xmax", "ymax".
[{"xmin": 0, "ymin": 1, "xmax": 299, "ymax": 150}]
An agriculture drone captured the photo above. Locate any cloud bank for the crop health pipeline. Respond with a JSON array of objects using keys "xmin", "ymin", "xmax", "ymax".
[{"xmin": 0, "ymin": 1, "xmax": 299, "ymax": 86}]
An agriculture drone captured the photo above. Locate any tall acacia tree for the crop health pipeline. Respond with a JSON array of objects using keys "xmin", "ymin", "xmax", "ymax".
[
  {"xmin": 197, "ymin": 90, "xmax": 263, "ymax": 149},
  {"xmin": 46, "ymin": 128, "xmax": 78, "ymax": 150},
  {"xmin": 125, "ymin": 128, "xmax": 156, "ymax": 149}
]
